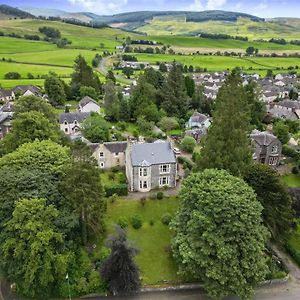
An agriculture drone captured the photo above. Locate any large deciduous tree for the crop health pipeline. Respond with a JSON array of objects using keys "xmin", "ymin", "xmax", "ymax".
[
  {"xmin": 198, "ymin": 70, "xmax": 251, "ymax": 177},
  {"xmin": 243, "ymin": 164, "xmax": 294, "ymax": 239},
  {"xmin": 0, "ymin": 198, "xmax": 69, "ymax": 298},
  {"xmin": 44, "ymin": 73, "xmax": 66, "ymax": 106},
  {"xmin": 101, "ymin": 226, "xmax": 140, "ymax": 295},
  {"xmin": 171, "ymin": 169, "xmax": 269, "ymax": 300}
]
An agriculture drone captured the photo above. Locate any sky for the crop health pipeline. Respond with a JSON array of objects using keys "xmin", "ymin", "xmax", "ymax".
[{"xmin": 4, "ymin": 0, "xmax": 300, "ymax": 18}]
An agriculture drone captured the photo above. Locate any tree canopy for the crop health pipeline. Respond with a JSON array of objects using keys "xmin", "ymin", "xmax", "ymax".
[{"xmin": 171, "ymin": 169, "xmax": 269, "ymax": 300}]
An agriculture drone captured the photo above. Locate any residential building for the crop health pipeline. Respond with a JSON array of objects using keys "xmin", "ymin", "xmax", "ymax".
[
  {"xmin": 59, "ymin": 112, "xmax": 90, "ymax": 136},
  {"xmin": 250, "ymin": 130, "xmax": 282, "ymax": 167},
  {"xmin": 90, "ymin": 141, "xmax": 128, "ymax": 169},
  {"xmin": 126, "ymin": 141, "xmax": 177, "ymax": 192},
  {"xmin": 0, "ymin": 112, "xmax": 12, "ymax": 139},
  {"xmin": 12, "ymin": 85, "xmax": 42, "ymax": 97},
  {"xmin": 186, "ymin": 111, "xmax": 211, "ymax": 130},
  {"xmin": 0, "ymin": 89, "xmax": 15, "ymax": 102},
  {"xmin": 77, "ymin": 96, "xmax": 101, "ymax": 114},
  {"xmin": 267, "ymin": 99, "xmax": 300, "ymax": 120}
]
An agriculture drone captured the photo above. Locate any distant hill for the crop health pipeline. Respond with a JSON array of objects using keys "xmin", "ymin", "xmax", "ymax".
[{"xmin": 0, "ymin": 4, "xmax": 35, "ymax": 19}]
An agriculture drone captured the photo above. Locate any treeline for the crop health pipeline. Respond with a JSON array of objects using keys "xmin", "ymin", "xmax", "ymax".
[{"xmin": 198, "ymin": 32, "xmax": 248, "ymax": 41}]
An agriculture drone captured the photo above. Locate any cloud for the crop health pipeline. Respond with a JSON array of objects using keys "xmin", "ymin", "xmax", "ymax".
[
  {"xmin": 68, "ymin": 0, "xmax": 128, "ymax": 14},
  {"xmin": 188, "ymin": 0, "xmax": 227, "ymax": 11},
  {"xmin": 255, "ymin": 1, "xmax": 268, "ymax": 11},
  {"xmin": 189, "ymin": 0, "xmax": 204, "ymax": 11}
]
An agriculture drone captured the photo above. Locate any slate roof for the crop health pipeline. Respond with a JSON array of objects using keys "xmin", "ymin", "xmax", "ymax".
[
  {"xmin": 131, "ymin": 141, "xmax": 176, "ymax": 166},
  {"xmin": 0, "ymin": 89, "xmax": 13, "ymax": 98},
  {"xmin": 104, "ymin": 141, "xmax": 127, "ymax": 153},
  {"xmin": 277, "ymin": 99, "xmax": 300, "ymax": 110},
  {"xmin": 78, "ymin": 96, "xmax": 99, "ymax": 108},
  {"xmin": 59, "ymin": 112, "xmax": 90, "ymax": 123},
  {"xmin": 250, "ymin": 130, "xmax": 278, "ymax": 146},
  {"xmin": 0, "ymin": 112, "xmax": 11, "ymax": 124},
  {"xmin": 190, "ymin": 112, "xmax": 208, "ymax": 124},
  {"xmin": 12, "ymin": 85, "xmax": 41, "ymax": 95}
]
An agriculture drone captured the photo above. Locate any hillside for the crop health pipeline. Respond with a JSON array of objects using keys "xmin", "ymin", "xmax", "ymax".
[{"xmin": 0, "ymin": 4, "xmax": 35, "ymax": 19}]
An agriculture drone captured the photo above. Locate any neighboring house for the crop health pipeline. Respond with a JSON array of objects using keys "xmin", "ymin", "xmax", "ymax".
[
  {"xmin": 0, "ymin": 89, "xmax": 15, "ymax": 102},
  {"xmin": 186, "ymin": 111, "xmax": 211, "ymax": 130},
  {"xmin": 90, "ymin": 141, "xmax": 127, "ymax": 169},
  {"xmin": 59, "ymin": 112, "xmax": 90, "ymax": 136},
  {"xmin": 126, "ymin": 141, "xmax": 177, "ymax": 192},
  {"xmin": 0, "ymin": 112, "xmax": 12, "ymax": 139},
  {"xmin": 12, "ymin": 85, "xmax": 42, "ymax": 97},
  {"xmin": 78, "ymin": 96, "xmax": 100, "ymax": 114},
  {"xmin": 267, "ymin": 99, "xmax": 300, "ymax": 120},
  {"xmin": 250, "ymin": 130, "xmax": 282, "ymax": 167}
]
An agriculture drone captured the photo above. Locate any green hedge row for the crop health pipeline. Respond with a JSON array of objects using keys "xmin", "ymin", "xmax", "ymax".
[
  {"xmin": 285, "ymin": 243, "xmax": 300, "ymax": 266},
  {"xmin": 105, "ymin": 184, "xmax": 128, "ymax": 197}
]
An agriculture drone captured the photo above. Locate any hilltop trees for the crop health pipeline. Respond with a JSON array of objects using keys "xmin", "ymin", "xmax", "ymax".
[
  {"xmin": 198, "ymin": 70, "xmax": 251, "ymax": 177},
  {"xmin": 101, "ymin": 227, "xmax": 141, "ymax": 295},
  {"xmin": 171, "ymin": 170, "xmax": 269, "ymax": 300}
]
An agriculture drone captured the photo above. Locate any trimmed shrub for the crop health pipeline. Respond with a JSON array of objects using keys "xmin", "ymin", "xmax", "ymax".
[
  {"xmin": 292, "ymin": 166, "xmax": 299, "ymax": 174},
  {"xmin": 157, "ymin": 191, "xmax": 164, "ymax": 200},
  {"xmin": 117, "ymin": 217, "xmax": 128, "ymax": 229},
  {"xmin": 285, "ymin": 243, "xmax": 300, "ymax": 266},
  {"xmin": 131, "ymin": 214, "xmax": 142, "ymax": 229},
  {"xmin": 105, "ymin": 184, "xmax": 128, "ymax": 197},
  {"xmin": 161, "ymin": 213, "xmax": 172, "ymax": 225},
  {"xmin": 177, "ymin": 156, "xmax": 194, "ymax": 170}
]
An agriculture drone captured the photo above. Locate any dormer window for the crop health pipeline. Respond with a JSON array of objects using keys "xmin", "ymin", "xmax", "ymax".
[
  {"xmin": 272, "ymin": 145, "xmax": 278, "ymax": 154},
  {"xmin": 74, "ymin": 120, "xmax": 78, "ymax": 125}
]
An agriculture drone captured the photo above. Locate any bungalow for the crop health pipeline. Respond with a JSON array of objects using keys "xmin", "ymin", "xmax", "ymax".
[
  {"xmin": 78, "ymin": 96, "xmax": 101, "ymax": 114},
  {"xmin": 250, "ymin": 130, "xmax": 282, "ymax": 167},
  {"xmin": 126, "ymin": 141, "xmax": 177, "ymax": 192},
  {"xmin": 59, "ymin": 112, "xmax": 90, "ymax": 136}
]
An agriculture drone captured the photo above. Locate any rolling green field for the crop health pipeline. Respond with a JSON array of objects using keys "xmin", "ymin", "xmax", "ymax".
[
  {"xmin": 104, "ymin": 197, "xmax": 181, "ymax": 285},
  {"xmin": 138, "ymin": 16, "xmax": 300, "ymax": 41},
  {"xmin": 145, "ymin": 35, "xmax": 300, "ymax": 51},
  {"xmin": 0, "ymin": 19, "xmax": 135, "ymax": 50},
  {"xmin": 131, "ymin": 53, "xmax": 300, "ymax": 74}
]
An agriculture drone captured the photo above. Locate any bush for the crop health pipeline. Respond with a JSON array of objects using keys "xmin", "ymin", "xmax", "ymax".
[
  {"xmin": 131, "ymin": 214, "xmax": 142, "ymax": 229},
  {"xmin": 282, "ymin": 145, "xmax": 299, "ymax": 159},
  {"xmin": 4, "ymin": 72, "xmax": 21, "ymax": 79},
  {"xmin": 117, "ymin": 217, "xmax": 128, "ymax": 229},
  {"xmin": 161, "ymin": 213, "xmax": 172, "ymax": 225},
  {"xmin": 177, "ymin": 156, "xmax": 194, "ymax": 170},
  {"xmin": 285, "ymin": 243, "xmax": 300, "ymax": 266},
  {"xmin": 292, "ymin": 166, "xmax": 299, "ymax": 174},
  {"xmin": 157, "ymin": 191, "xmax": 164, "ymax": 200},
  {"xmin": 105, "ymin": 184, "xmax": 128, "ymax": 197},
  {"xmin": 180, "ymin": 136, "xmax": 197, "ymax": 153},
  {"xmin": 149, "ymin": 220, "xmax": 154, "ymax": 226}
]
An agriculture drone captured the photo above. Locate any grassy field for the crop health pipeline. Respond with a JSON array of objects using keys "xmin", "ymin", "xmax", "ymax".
[
  {"xmin": 0, "ymin": 19, "xmax": 135, "ymax": 50},
  {"xmin": 146, "ymin": 35, "xmax": 300, "ymax": 51},
  {"xmin": 139, "ymin": 16, "xmax": 300, "ymax": 41},
  {"xmin": 131, "ymin": 53, "xmax": 300, "ymax": 74},
  {"xmin": 104, "ymin": 197, "xmax": 181, "ymax": 285},
  {"xmin": 282, "ymin": 174, "xmax": 300, "ymax": 187}
]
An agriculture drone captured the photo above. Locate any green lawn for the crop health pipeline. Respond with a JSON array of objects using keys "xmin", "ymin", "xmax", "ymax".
[
  {"xmin": 282, "ymin": 174, "xmax": 300, "ymax": 187},
  {"xmin": 104, "ymin": 197, "xmax": 181, "ymax": 285}
]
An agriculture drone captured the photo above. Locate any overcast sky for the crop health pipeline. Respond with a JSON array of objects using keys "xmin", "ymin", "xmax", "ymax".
[{"xmin": 5, "ymin": 0, "xmax": 300, "ymax": 18}]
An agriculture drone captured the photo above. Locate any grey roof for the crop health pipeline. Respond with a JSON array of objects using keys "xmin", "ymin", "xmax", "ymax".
[
  {"xmin": 104, "ymin": 141, "xmax": 127, "ymax": 153},
  {"xmin": 0, "ymin": 112, "xmax": 11, "ymax": 124},
  {"xmin": 250, "ymin": 130, "xmax": 278, "ymax": 146},
  {"xmin": 79, "ymin": 96, "xmax": 99, "ymax": 108},
  {"xmin": 0, "ymin": 89, "xmax": 13, "ymax": 98},
  {"xmin": 59, "ymin": 112, "xmax": 90, "ymax": 123},
  {"xmin": 131, "ymin": 141, "xmax": 176, "ymax": 166},
  {"xmin": 277, "ymin": 99, "xmax": 300, "ymax": 109},
  {"xmin": 12, "ymin": 85, "xmax": 41, "ymax": 95},
  {"xmin": 190, "ymin": 112, "xmax": 208, "ymax": 123}
]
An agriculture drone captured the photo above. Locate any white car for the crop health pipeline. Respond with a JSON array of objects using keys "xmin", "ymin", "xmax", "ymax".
[{"xmin": 173, "ymin": 148, "xmax": 181, "ymax": 155}]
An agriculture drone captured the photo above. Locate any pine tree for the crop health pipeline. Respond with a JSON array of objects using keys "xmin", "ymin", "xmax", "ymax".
[
  {"xmin": 101, "ymin": 227, "xmax": 140, "ymax": 295},
  {"xmin": 198, "ymin": 70, "xmax": 251, "ymax": 177},
  {"xmin": 160, "ymin": 63, "xmax": 189, "ymax": 118},
  {"xmin": 104, "ymin": 81, "xmax": 120, "ymax": 121}
]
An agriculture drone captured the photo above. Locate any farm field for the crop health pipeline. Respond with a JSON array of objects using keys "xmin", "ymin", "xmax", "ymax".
[
  {"xmin": 104, "ymin": 197, "xmax": 181, "ymax": 285},
  {"xmin": 145, "ymin": 35, "xmax": 300, "ymax": 51},
  {"xmin": 0, "ymin": 19, "xmax": 134, "ymax": 50},
  {"xmin": 131, "ymin": 53, "xmax": 300, "ymax": 74},
  {"xmin": 139, "ymin": 16, "xmax": 300, "ymax": 41}
]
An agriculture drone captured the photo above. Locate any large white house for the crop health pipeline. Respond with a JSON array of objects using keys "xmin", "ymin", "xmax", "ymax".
[
  {"xmin": 77, "ymin": 96, "xmax": 101, "ymax": 114},
  {"xmin": 59, "ymin": 112, "xmax": 90, "ymax": 136}
]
